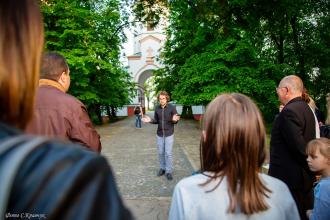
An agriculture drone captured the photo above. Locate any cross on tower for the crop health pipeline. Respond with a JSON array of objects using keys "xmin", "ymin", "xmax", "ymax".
[
  {"xmin": 146, "ymin": 47, "xmax": 154, "ymax": 57},
  {"xmin": 146, "ymin": 47, "xmax": 154, "ymax": 64}
]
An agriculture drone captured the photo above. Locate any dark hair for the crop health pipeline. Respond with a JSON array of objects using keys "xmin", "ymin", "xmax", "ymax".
[
  {"xmin": 0, "ymin": 0, "xmax": 44, "ymax": 129},
  {"xmin": 40, "ymin": 52, "xmax": 69, "ymax": 81},
  {"xmin": 157, "ymin": 91, "xmax": 170, "ymax": 102},
  {"xmin": 200, "ymin": 93, "xmax": 270, "ymax": 214}
]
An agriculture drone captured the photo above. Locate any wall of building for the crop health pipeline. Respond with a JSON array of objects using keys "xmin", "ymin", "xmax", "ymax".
[{"xmin": 127, "ymin": 27, "xmax": 166, "ymax": 107}]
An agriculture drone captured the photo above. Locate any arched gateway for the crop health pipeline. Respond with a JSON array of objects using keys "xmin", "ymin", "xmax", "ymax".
[
  {"xmin": 115, "ymin": 25, "xmax": 204, "ymax": 119},
  {"xmin": 125, "ymin": 25, "xmax": 166, "ymax": 115}
]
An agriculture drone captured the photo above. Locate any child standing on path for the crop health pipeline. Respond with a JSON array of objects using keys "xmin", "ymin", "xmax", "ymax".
[{"xmin": 306, "ymin": 138, "xmax": 330, "ymax": 220}]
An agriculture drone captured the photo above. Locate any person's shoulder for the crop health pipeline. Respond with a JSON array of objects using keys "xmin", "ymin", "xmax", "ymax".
[
  {"xmin": 260, "ymin": 173, "xmax": 290, "ymax": 191},
  {"xmin": 38, "ymin": 85, "xmax": 65, "ymax": 95},
  {"xmin": 167, "ymin": 103, "xmax": 177, "ymax": 111},
  {"xmin": 44, "ymin": 139, "xmax": 100, "ymax": 157},
  {"xmin": 167, "ymin": 103, "xmax": 175, "ymax": 108},
  {"xmin": 1, "ymin": 134, "xmax": 107, "ymax": 181},
  {"xmin": 63, "ymin": 92, "xmax": 80, "ymax": 102},
  {"xmin": 285, "ymin": 97, "xmax": 309, "ymax": 110},
  {"xmin": 282, "ymin": 99, "xmax": 311, "ymax": 118},
  {"xmin": 260, "ymin": 173, "xmax": 298, "ymax": 207},
  {"xmin": 62, "ymin": 93, "xmax": 86, "ymax": 108},
  {"xmin": 38, "ymin": 86, "xmax": 82, "ymax": 105},
  {"xmin": 175, "ymin": 173, "xmax": 209, "ymax": 191},
  {"xmin": 28, "ymin": 139, "xmax": 108, "ymax": 174},
  {"xmin": 319, "ymin": 177, "xmax": 330, "ymax": 192},
  {"xmin": 37, "ymin": 85, "xmax": 64, "ymax": 99}
]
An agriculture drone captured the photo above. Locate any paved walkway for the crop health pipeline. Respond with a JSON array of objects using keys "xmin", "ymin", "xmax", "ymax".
[{"xmin": 97, "ymin": 113, "xmax": 201, "ymax": 220}]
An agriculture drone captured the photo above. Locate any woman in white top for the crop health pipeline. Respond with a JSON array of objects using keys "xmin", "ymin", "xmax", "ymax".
[{"xmin": 169, "ymin": 93, "xmax": 300, "ymax": 220}]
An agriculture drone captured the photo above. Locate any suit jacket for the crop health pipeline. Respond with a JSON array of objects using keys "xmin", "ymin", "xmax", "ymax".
[
  {"xmin": 269, "ymin": 97, "xmax": 316, "ymax": 190},
  {"xmin": 26, "ymin": 85, "xmax": 102, "ymax": 153}
]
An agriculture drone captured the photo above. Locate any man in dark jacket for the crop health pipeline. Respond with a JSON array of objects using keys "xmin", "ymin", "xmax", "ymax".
[
  {"xmin": 26, "ymin": 52, "xmax": 101, "ymax": 153},
  {"xmin": 142, "ymin": 91, "xmax": 180, "ymax": 180},
  {"xmin": 268, "ymin": 75, "xmax": 316, "ymax": 220}
]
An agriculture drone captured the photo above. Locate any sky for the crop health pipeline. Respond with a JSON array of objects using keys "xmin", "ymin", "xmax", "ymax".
[
  {"xmin": 120, "ymin": 27, "xmax": 134, "ymax": 66},
  {"xmin": 123, "ymin": 28, "xmax": 134, "ymax": 57}
]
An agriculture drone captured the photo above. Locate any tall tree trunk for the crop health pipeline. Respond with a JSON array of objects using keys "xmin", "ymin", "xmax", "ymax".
[
  {"xmin": 110, "ymin": 105, "xmax": 117, "ymax": 118},
  {"xmin": 88, "ymin": 103, "xmax": 102, "ymax": 124},
  {"xmin": 218, "ymin": 0, "xmax": 230, "ymax": 37},
  {"xmin": 146, "ymin": 97, "xmax": 150, "ymax": 110},
  {"xmin": 271, "ymin": 32, "xmax": 285, "ymax": 64},
  {"xmin": 96, "ymin": 104, "xmax": 102, "ymax": 124},
  {"xmin": 106, "ymin": 105, "xmax": 111, "ymax": 117}
]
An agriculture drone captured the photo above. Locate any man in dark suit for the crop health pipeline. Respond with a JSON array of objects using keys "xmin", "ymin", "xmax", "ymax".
[{"xmin": 269, "ymin": 75, "xmax": 316, "ymax": 220}]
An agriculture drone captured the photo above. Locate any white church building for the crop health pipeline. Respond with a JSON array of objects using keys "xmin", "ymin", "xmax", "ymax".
[
  {"xmin": 117, "ymin": 24, "xmax": 166, "ymax": 116},
  {"xmin": 128, "ymin": 25, "xmax": 165, "ymax": 107},
  {"xmin": 116, "ymin": 24, "xmax": 205, "ymax": 119}
]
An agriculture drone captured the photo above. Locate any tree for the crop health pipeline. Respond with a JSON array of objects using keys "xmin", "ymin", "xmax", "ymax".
[
  {"xmin": 132, "ymin": 0, "xmax": 330, "ymax": 122},
  {"xmin": 40, "ymin": 0, "xmax": 135, "ymax": 123},
  {"xmin": 143, "ymin": 76, "xmax": 156, "ymax": 110}
]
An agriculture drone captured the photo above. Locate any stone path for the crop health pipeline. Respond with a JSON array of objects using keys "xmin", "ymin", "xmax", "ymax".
[{"xmin": 97, "ymin": 113, "xmax": 201, "ymax": 220}]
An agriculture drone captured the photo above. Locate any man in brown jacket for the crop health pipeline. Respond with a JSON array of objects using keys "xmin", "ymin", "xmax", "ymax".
[{"xmin": 26, "ymin": 52, "xmax": 102, "ymax": 153}]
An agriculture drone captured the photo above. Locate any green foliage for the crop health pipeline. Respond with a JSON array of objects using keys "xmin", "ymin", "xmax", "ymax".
[
  {"xmin": 172, "ymin": 39, "xmax": 292, "ymax": 121},
  {"xmin": 129, "ymin": 0, "xmax": 168, "ymax": 27},
  {"xmin": 40, "ymin": 0, "xmax": 135, "ymax": 123},
  {"xmin": 133, "ymin": 0, "xmax": 330, "ymax": 123}
]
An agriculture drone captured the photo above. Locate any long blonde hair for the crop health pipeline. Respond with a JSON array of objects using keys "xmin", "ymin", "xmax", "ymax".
[
  {"xmin": 0, "ymin": 0, "xmax": 44, "ymax": 129},
  {"xmin": 200, "ymin": 93, "xmax": 271, "ymax": 214}
]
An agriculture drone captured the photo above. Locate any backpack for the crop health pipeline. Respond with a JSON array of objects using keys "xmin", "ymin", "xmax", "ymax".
[{"xmin": 0, "ymin": 135, "xmax": 49, "ymax": 220}]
